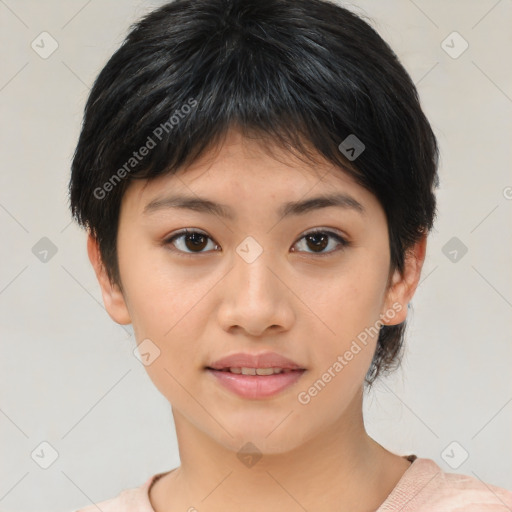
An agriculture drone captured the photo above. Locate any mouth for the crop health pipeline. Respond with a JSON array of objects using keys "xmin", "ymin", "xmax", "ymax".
[
  {"xmin": 204, "ymin": 351, "xmax": 307, "ymax": 399},
  {"xmin": 205, "ymin": 366, "xmax": 307, "ymax": 399},
  {"xmin": 206, "ymin": 351, "xmax": 305, "ymax": 372},
  {"xmin": 205, "ymin": 366, "xmax": 302, "ymax": 375}
]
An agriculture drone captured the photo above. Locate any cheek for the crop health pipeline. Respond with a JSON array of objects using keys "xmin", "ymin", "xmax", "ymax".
[
  {"xmin": 292, "ymin": 255, "xmax": 388, "ymax": 395},
  {"xmin": 300, "ymin": 260, "xmax": 387, "ymax": 341},
  {"xmin": 118, "ymin": 244, "xmax": 208, "ymax": 378},
  {"xmin": 295, "ymin": 273, "xmax": 382, "ymax": 413},
  {"xmin": 120, "ymin": 253, "xmax": 240, "ymax": 409},
  {"xmin": 120, "ymin": 239, "xmax": 208, "ymax": 331}
]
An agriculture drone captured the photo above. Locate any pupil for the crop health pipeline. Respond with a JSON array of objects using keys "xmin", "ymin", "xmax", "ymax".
[
  {"xmin": 186, "ymin": 233, "xmax": 207, "ymax": 251},
  {"xmin": 307, "ymin": 233, "xmax": 328, "ymax": 252}
]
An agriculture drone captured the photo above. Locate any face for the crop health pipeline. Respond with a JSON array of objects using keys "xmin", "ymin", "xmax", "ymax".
[{"xmin": 89, "ymin": 129, "xmax": 423, "ymax": 455}]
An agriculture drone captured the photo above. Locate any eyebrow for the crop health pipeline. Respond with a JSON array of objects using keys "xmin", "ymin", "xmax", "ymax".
[{"xmin": 143, "ymin": 192, "xmax": 366, "ymax": 220}]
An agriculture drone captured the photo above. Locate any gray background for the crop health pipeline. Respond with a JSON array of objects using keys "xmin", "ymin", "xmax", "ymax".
[{"xmin": 0, "ymin": 0, "xmax": 511, "ymax": 510}]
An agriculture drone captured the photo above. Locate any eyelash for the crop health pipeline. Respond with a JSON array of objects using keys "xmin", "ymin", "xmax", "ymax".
[{"xmin": 162, "ymin": 228, "xmax": 350, "ymax": 258}]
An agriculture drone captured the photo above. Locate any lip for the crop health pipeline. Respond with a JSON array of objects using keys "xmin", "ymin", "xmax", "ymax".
[
  {"xmin": 206, "ymin": 351, "xmax": 305, "ymax": 371},
  {"xmin": 205, "ymin": 351, "xmax": 306, "ymax": 400},
  {"xmin": 206, "ymin": 368, "xmax": 306, "ymax": 399}
]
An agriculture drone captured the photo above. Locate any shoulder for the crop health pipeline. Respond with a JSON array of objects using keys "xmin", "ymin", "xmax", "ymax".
[
  {"xmin": 433, "ymin": 466, "xmax": 512, "ymax": 511},
  {"xmin": 74, "ymin": 488, "xmax": 143, "ymax": 512},
  {"xmin": 379, "ymin": 457, "xmax": 512, "ymax": 511},
  {"xmin": 73, "ymin": 473, "xmax": 158, "ymax": 512}
]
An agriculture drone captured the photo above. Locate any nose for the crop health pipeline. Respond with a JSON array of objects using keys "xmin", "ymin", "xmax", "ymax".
[{"xmin": 217, "ymin": 248, "xmax": 295, "ymax": 337}]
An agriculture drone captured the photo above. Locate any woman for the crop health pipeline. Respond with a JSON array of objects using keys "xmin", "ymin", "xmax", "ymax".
[{"xmin": 69, "ymin": 0, "xmax": 512, "ymax": 510}]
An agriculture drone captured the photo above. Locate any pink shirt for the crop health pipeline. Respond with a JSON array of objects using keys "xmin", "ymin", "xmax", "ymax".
[{"xmin": 74, "ymin": 456, "xmax": 512, "ymax": 511}]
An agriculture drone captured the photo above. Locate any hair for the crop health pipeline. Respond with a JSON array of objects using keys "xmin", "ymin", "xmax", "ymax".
[{"xmin": 68, "ymin": 0, "xmax": 439, "ymax": 388}]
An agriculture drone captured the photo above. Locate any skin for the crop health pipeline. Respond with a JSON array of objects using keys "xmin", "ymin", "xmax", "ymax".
[{"xmin": 88, "ymin": 128, "xmax": 427, "ymax": 512}]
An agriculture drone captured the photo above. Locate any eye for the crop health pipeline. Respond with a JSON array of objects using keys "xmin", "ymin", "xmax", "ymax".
[
  {"xmin": 292, "ymin": 228, "xmax": 350, "ymax": 255},
  {"xmin": 164, "ymin": 229, "xmax": 219, "ymax": 256},
  {"xmin": 163, "ymin": 228, "xmax": 350, "ymax": 257}
]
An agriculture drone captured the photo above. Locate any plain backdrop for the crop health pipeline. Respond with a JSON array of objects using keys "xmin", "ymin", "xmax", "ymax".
[{"xmin": 0, "ymin": 0, "xmax": 511, "ymax": 510}]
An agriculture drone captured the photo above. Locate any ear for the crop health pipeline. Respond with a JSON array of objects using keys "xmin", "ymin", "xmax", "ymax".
[
  {"xmin": 87, "ymin": 232, "xmax": 132, "ymax": 325},
  {"xmin": 380, "ymin": 232, "xmax": 428, "ymax": 326}
]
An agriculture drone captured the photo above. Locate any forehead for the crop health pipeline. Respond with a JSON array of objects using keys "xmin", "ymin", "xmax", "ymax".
[{"xmin": 121, "ymin": 128, "xmax": 380, "ymax": 219}]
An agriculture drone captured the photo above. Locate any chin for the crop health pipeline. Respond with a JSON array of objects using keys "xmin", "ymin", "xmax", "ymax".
[{"xmin": 207, "ymin": 416, "xmax": 312, "ymax": 457}]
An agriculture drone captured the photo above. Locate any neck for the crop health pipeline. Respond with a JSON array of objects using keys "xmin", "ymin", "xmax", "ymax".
[{"xmin": 150, "ymin": 388, "xmax": 411, "ymax": 512}]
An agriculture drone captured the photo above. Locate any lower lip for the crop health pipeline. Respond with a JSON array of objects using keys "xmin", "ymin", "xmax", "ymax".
[{"xmin": 206, "ymin": 369, "xmax": 306, "ymax": 399}]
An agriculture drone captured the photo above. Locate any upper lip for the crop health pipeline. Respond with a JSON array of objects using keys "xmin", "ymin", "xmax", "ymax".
[{"xmin": 206, "ymin": 351, "xmax": 305, "ymax": 370}]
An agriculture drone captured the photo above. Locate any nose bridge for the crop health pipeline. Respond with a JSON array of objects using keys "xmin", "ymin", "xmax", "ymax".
[
  {"xmin": 232, "ymin": 238, "xmax": 278, "ymax": 302},
  {"xmin": 218, "ymin": 235, "xmax": 292, "ymax": 334}
]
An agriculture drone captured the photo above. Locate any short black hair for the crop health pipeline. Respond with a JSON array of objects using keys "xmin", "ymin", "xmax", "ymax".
[{"xmin": 68, "ymin": 0, "xmax": 439, "ymax": 387}]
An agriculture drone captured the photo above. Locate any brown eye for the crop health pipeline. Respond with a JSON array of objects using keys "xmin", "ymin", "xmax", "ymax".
[
  {"xmin": 165, "ymin": 229, "xmax": 218, "ymax": 255},
  {"xmin": 164, "ymin": 228, "xmax": 349, "ymax": 257},
  {"xmin": 184, "ymin": 232, "xmax": 208, "ymax": 251},
  {"xmin": 292, "ymin": 229, "xmax": 349, "ymax": 255},
  {"xmin": 305, "ymin": 232, "xmax": 329, "ymax": 252}
]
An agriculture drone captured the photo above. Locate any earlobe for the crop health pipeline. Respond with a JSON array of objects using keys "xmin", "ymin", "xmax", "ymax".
[
  {"xmin": 86, "ymin": 232, "xmax": 132, "ymax": 325},
  {"xmin": 381, "ymin": 233, "xmax": 428, "ymax": 326}
]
